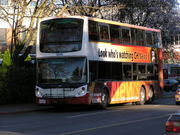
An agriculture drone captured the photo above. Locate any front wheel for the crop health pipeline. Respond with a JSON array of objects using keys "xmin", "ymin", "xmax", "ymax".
[
  {"xmin": 100, "ymin": 89, "xmax": 109, "ymax": 109},
  {"xmin": 136, "ymin": 87, "xmax": 146, "ymax": 105}
]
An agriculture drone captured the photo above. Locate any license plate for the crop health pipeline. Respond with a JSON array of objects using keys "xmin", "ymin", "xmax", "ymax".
[{"xmin": 39, "ymin": 99, "xmax": 46, "ymax": 104}]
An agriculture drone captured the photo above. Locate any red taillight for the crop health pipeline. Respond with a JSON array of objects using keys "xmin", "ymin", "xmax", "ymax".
[
  {"xmin": 166, "ymin": 121, "xmax": 180, "ymax": 132},
  {"xmin": 173, "ymin": 127, "xmax": 178, "ymax": 132},
  {"xmin": 166, "ymin": 122, "xmax": 173, "ymax": 132}
]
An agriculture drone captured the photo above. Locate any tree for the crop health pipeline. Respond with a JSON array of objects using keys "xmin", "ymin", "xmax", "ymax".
[
  {"xmin": 64, "ymin": 0, "xmax": 180, "ymax": 49},
  {"xmin": 0, "ymin": 0, "xmax": 109, "ymax": 66},
  {"xmin": 0, "ymin": 0, "xmax": 65, "ymax": 65},
  {"xmin": 0, "ymin": 0, "xmax": 179, "ymax": 65},
  {"xmin": 107, "ymin": 0, "xmax": 180, "ymax": 48}
]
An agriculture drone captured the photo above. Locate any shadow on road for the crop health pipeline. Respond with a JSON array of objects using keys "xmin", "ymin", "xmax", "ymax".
[{"xmin": 40, "ymin": 91, "xmax": 177, "ymax": 113}]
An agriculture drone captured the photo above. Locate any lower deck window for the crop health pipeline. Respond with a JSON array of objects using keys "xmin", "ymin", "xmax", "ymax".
[
  {"xmin": 123, "ymin": 64, "xmax": 132, "ymax": 80},
  {"xmin": 89, "ymin": 61, "xmax": 159, "ymax": 81}
]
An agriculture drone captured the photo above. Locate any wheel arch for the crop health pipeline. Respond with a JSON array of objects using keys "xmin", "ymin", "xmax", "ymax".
[
  {"xmin": 103, "ymin": 86, "xmax": 109, "ymax": 96},
  {"xmin": 149, "ymin": 85, "xmax": 155, "ymax": 94}
]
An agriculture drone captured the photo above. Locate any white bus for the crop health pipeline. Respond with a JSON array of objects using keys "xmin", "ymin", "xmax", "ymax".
[{"xmin": 35, "ymin": 16, "xmax": 163, "ymax": 108}]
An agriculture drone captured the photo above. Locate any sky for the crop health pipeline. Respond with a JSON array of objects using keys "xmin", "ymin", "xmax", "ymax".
[{"xmin": 178, "ymin": 0, "xmax": 180, "ymax": 6}]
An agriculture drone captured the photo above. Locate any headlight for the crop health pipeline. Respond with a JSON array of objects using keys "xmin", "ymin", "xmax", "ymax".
[
  {"xmin": 35, "ymin": 87, "xmax": 43, "ymax": 97},
  {"xmin": 75, "ymin": 86, "xmax": 87, "ymax": 97}
]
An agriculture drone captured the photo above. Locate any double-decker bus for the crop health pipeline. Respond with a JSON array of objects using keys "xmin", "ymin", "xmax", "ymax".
[{"xmin": 35, "ymin": 16, "xmax": 164, "ymax": 108}]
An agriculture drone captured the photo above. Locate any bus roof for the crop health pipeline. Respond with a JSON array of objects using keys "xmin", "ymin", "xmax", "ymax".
[
  {"xmin": 40, "ymin": 16, "xmax": 161, "ymax": 33},
  {"xmin": 88, "ymin": 17, "xmax": 160, "ymax": 33}
]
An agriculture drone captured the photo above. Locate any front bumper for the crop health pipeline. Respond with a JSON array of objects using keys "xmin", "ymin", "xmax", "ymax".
[{"xmin": 36, "ymin": 93, "xmax": 90, "ymax": 105}]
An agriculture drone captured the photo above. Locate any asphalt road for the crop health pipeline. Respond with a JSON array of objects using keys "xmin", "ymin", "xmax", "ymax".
[{"xmin": 0, "ymin": 94, "xmax": 179, "ymax": 135}]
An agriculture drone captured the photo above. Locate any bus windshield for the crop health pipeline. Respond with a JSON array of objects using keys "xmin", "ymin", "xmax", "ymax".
[
  {"xmin": 38, "ymin": 57, "xmax": 87, "ymax": 84},
  {"xmin": 40, "ymin": 18, "xmax": 83, "ymax": 53}
]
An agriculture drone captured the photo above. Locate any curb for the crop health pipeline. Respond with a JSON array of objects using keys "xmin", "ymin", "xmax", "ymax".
[
  {"xmin": 0, "ymin": 106, "xmax": 53, "ymax": 115},
  {"xmin": 0, "ymin": 109, "xmax": 37, "ymax": 115}
]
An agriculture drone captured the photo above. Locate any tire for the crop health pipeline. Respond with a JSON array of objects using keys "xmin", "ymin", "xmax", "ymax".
[
  {"xmin": 100, "ymin": 89, "xmax": 109, "ymax": 109},
  {"xmin": 147, "ymin": 87, "xmax": 154, "ymax": 103},
  {"xmin": 176, "ymin": 101, "xmax": 180, "ymax": 105},
  {"xmin": 136, "ymin": 87, "xmax": 146, "ymax": 105}
]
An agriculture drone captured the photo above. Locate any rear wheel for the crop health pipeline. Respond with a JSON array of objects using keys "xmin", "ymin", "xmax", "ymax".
[
  {"xmin": 147, "ymin": 87, "xmax": 154, "ymax": 103},
  {"xmin": 136, "ymin": 87, "xmax": 146, "ymax": 105}
]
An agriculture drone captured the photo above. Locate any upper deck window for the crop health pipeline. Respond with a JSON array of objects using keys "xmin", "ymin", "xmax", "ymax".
[
  {"xmin": 88, "ymin": 20, "xmax": 161, "ymax": 48},
  {"xmin": 99, "ymin": 24, "xmax": 110, "ymax": 41},
  {"xmin": 89, "ymin": 21, "xmax": 99, "ymax": 41},
  {"xmin": 122, "ymin": 28, "xmax": 131, "ymax": 45},
  {"xmin": 136, "ymin": 29, "xmax": 144, "ymax": 46},
  {"xmin": 145, "ymin": 31, "xmax": 153, "ymax": 46},
  {"xmin": 110, "ymin": 25, "xmax": 121, "ymax": 43},
  {"xmin": 153, "ymin": 32, "xmax": 161, "ymax": 48},
  {"xmin": 131, "ymin": 28, "xmax": 136, "ymax": 45},
  {"xmin": 40, "ymin": 18, "xmax": 83, "ymax": 53}
]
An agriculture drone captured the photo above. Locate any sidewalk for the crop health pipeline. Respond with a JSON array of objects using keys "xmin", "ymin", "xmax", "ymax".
[
  {"xmin": 0, "ymin": 103, "xmax": 53, "ymax": 115},
  {"xmin": 0, "ymin": 92, "xmax": 175, "ymax": 115}
]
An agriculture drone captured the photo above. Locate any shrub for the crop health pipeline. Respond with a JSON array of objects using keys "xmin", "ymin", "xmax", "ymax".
[
  {"xmin": 0, "ymin": 49, "xmax": 36, "ymax": 104},
  {"xmin": 4, "ymin": 65, "xmax": 36, "ymax": 104},
  {"xmin": 0, "ymin": 66, "xmax": 8, "ymax": 104}
]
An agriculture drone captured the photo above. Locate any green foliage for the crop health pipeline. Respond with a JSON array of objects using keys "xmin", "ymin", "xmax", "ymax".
[
  {"xmin": 0, "ymin": 65, "xmax": 36, "ymax": 104},
  {"xmin": 0, "ymin": 52, "xmax": 3, "ymax": 59},
  {"xmin": 2, "ymin": 49, "xmax": 12, "ymax": 67},
  {"xmin": 0, "ymin": 66, "xmax": 8, "ymax": 104},
  {"xmin": 4, "ymin": 66, "xmax": 36, "ymax": 104},
  {"xmin": 25, "ymin": 55, "xmax": 31, "ymax": 61},
  {"xmin": 0, "ymin": 48, "xmax": 36, "ymax": 104}
]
